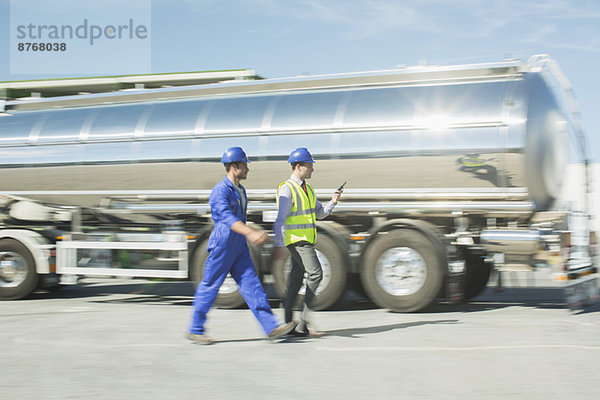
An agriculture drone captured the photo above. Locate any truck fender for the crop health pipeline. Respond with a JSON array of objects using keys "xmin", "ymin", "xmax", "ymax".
[{"xmin": 0, "ymin": 229, "xmax": 51, "ymax": 274}]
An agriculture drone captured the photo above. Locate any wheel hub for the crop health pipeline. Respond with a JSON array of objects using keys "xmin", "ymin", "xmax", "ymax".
[
  {"xmin": 0, "ymin": 252, "xmax": 28, "ymax": 288},
  {"xmin": 375, "ymin": 247, "xmax": 426, "ymax": 296},
  {"xmin": 219, "ymin": 274, "xmax": 238, "ymax": 294}
]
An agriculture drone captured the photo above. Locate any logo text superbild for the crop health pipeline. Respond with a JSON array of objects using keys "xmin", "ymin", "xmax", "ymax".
[{"xmin": 16, "ymin": 19, "xmax": 148, "ymax": 45}]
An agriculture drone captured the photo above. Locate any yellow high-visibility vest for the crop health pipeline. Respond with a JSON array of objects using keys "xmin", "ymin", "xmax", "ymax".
[{"xmin": 277, "ymin": 179, "xmax": 317, "ymax": 245}]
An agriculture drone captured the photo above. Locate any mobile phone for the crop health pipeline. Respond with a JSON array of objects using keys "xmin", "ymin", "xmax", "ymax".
[{"xmin": 337, "ymin": 181, "xmax": 347, "ymax": 190}]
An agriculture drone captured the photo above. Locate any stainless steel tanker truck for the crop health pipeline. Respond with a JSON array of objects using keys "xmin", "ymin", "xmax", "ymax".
[{"xmin": 0, "ymin": 54, "xmax": 597, "ymax": 311}]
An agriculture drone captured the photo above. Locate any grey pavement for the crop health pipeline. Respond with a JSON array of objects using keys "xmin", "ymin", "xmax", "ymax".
[{"xmin": 1, "ymin": 271, "xmax": 599, "ymax": 400}]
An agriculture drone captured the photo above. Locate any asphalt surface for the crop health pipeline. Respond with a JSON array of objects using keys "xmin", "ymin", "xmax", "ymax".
[{"xmin": 1, "ymin": 272, "xmax": 599, "ymax": 400}]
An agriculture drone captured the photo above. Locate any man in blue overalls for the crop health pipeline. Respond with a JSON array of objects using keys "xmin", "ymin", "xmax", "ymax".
[{"xmin": 188, "ymin": 147, "xmax": 296, "ymax": 344}]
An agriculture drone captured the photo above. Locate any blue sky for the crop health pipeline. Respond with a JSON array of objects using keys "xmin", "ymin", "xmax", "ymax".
[{"xmin": 1, "ymin": 0, "xmax": 599, "ymax": 161}]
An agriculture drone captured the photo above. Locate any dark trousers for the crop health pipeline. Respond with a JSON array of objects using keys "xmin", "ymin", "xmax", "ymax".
[{"xmin": 284, "ymin": 242, "xmax": 323, "ymax": 323}]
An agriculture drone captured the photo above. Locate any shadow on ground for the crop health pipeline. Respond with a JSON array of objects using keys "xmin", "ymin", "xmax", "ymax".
[{"xmin": 314, "ymin": 319, "xmax": 460, "ymax": 339}]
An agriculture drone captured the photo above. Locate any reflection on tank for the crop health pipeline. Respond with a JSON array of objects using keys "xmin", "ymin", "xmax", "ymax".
[{"xmin": 457, "ymin": 153, "xmax": 499, "ymax": 186}]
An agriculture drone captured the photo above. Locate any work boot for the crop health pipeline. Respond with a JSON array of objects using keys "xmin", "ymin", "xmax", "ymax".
[
  {"xmin": 187, "ymin": 333, "xmax": 214, "ymax": 345},
  {"xmin": 268, "ymin": 321, "xmax": 296, "ymax": 340}
]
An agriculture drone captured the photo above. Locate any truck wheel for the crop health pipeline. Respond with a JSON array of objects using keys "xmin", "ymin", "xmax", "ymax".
[
  {"xmin": 271, "ymin": 234, "xmax": 346, "ymax": 310},
  {"xmin": 464, "ymin": 253, "xmax": 491, "ymax": 299},
  {"xmin": 361, "ymin": 229, "xmax": 443, "ymax": 312},
  {"xmin": 190, "ymin": 239, "xmax": 262, "ymax": 309},
  {"xmin": 0, "ymin": 239, "xmax": 38, "ymax": 300}
]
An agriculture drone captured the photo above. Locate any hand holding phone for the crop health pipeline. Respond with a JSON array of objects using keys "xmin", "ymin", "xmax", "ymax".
[{"xmin": 333, "ymin": 181, "xmax": 346, "ymax": 205}]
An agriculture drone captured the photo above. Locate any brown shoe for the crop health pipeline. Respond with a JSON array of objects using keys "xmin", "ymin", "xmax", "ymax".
[
  {"xmin": 288, "ymin": 328, "xmax": 308, "ymax": 337},
  {"xmin": 307, "ymin": 327, "xmax": 326, "ymax": 338},
  {"xmin": 293, "ymin": 325, "xmax": 326, "ymax": 338},
  {"xmin": 187, "ymin": 333, "xmax": 214, "ymax": 345},
  {"xmin": 268, "ymin": 321, "xmax": 296, "ymax": 340},
  {"xmin": 295, "ymin": 319, "xmax": 325, "ymax": 338}
]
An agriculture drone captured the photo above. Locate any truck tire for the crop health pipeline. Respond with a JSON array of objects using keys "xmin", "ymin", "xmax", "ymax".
[
  {"xmin": 361, "ymin": 229, "xmax": 443, "ymax": 312},
  {"xmin": 464, "ymin": 253, "xmax": 491, "ymax": 299},
  {"xmin": 0, "ymin": 239, "xmax": 38, "ymax": 300},
  {"xmin": 271, "ymin": 234, "xmax": 346, "ymax": 310},
  {"xmin": 190, "ymin": 239, "xmax": 263, "ymax": 309}
]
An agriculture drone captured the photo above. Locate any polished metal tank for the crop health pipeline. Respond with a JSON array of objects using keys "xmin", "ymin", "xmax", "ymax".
[{"xmin": 0, "ymin": 55, "xmax": 585, "ymax": 216}]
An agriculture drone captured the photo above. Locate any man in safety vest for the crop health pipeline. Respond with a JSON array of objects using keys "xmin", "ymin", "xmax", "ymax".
[
  {"xmin": 188, "ymin": 147, "xmax": 296, "ymax": 344},
  {"xmin": 272, "ymin": 147, "xmax": 343, "ymax": 337}
]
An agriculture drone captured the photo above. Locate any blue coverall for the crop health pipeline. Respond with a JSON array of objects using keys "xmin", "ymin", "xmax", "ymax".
[{"xmin": 189, "ymin": 177, "xmax": 279, "ymax": 335}]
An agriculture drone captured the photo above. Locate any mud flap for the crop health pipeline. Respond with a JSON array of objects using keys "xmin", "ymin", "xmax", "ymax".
[
  {"xmin": 446, "ymin": 260, "xmax": 466, "ymax": 304},
  {"xmin": 564, "ymin": 275, "xmax": 599, "ymax": 310}
]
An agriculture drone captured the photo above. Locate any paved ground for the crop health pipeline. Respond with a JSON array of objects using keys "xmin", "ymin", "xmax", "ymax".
[{"xmin": 1, "ymin": 272, "xmax": 599, "ymax": 400}]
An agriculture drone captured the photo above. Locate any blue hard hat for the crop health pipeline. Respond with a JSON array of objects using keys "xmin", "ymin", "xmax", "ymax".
[
  {"xmin": 221, "ymin": 147, "xmax": 250, "ymax": 163},
  {"xmin": 288, "ymin": 147, "xmax": 315, "ymax": 163}
]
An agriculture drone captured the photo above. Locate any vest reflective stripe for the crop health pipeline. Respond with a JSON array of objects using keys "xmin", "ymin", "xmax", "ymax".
[
  {"xmin": 288, "ymin": 208, "xmax": 315, "ymax": 217},
  {"xmin": 285, "ymin": 223, "xmax": 317, "ymax": 230},
  {"xmin": 277, "ymin": 179, "xmax": 317, "ymax": 245}
]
